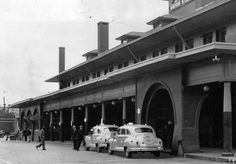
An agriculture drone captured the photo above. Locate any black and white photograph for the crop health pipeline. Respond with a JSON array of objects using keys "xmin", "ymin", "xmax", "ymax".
[{"xmin": 0, "ymin": 0, "xmax": 236, "ymax": 163}]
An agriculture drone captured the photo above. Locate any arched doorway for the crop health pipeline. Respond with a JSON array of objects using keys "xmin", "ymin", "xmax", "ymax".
[
  {"xmin": 21, "ymin": 111, "xmax": 26, "ymax": 129},
  {"xmin": 142, "ymin": 83, "xmax": 175, "ymax": 150},
  {"xmin": 199, "ymin": 86, "xmax": 223, "ymax": 148}
]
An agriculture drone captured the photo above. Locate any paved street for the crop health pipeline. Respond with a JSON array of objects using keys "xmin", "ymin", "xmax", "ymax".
[{"xmin": 0, "ymin": 138, "xmax": 224, "ymax": 164}]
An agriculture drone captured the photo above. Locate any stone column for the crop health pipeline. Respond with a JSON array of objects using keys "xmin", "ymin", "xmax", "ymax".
[
  {"xmin": 85, "ymin": 106, "xmax": 89, "ymax": 135},
  {"xmin": 49, "ymin": 111, "xmax": 53, "ymax": 141},
  {"xmin": 122, "ymin": 99, "xmax": 127, "ymax": 125},
  {"xmin": 101, "ymin": 103, "xmax": 106, "ymax": 124},
  {"xmin": 222, "ymin": 82, "xmax": 233, "ymax": 156},
  {"xmin": 59, "ymin": 110, "xmax": 64, "ymax": 142}
]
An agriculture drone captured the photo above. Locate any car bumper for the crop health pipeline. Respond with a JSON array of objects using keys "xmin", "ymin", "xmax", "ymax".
[
  {"xmin": 98, "ymin": 143, "xmax": 107, "ymax": 148},
  {"xmin": 129, "ymin": 146, "xmax": 163, "ymax": 152}
]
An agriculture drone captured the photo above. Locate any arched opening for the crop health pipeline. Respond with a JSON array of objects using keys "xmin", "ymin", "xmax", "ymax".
[
  {"xmin": 21, "ymin": 111, "xmax": 26, "ymax": 130},
  {"xmin": 33, "ymin": 108, "xmax": 39, "ymax": 129},
  {"xmin": 142, "ymin": 83, "xmax": 175, "ymax": 150},
  {"xmin": 26, "ymin": 110, "xmax": 32, "ymax": 129},
  {"xmin": 199, "ymin": 86, "xmax": 223, "ymax": 148}
]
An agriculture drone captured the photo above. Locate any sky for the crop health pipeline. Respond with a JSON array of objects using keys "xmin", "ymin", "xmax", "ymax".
[{"xmin": 0, "ymin": 0, "xmax": 168, "ymax": 106}]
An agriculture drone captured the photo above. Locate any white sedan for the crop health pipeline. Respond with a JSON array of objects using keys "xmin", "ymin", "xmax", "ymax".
[
  {"xmin": 107, "ymin": 123, "xmax": 163, "ymax": 158},
  {"xmin": 84, "ymin": 124, "xmax": 118, "ymax": 152}
]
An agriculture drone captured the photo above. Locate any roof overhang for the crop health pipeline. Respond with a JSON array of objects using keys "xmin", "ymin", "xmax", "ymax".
[
  {"xmin": 45, "ymin": 0, "xmax": 236, "ymax": 83},
  {"xmin": 11, "ymin": 42, "xmax": 236, "ymax": 108}
]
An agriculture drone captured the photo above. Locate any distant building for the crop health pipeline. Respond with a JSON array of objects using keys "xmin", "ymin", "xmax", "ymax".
[
  {"xmin": 10, "ymin": 0, "xmax": 236, "ymax": 156},
  {"xmin": 0, "ymin": 108, "xmax": 15, "ymax": 133}
]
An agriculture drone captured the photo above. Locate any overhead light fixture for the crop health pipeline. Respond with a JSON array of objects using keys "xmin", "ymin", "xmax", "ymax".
[
  {"xmin": 203, "ymin": 86, "xmax": 210, "ymax": 92},
  {"xmin": 78, "ymin": 107, "xmax": 82, "ymax": 110},
  {"xmin": 212, "ymin": 56, "xmax": 220, "ymax": 62},
  {"xmin": 93, "ymin": 104, "xmax": 97, "ymax": 108},
  {"xmin": 54, "ymin": 110, "xmax": 58, "ymax": 114},
  {"xmin": 131, "ymin": 97, "xmax": 135, "ymax": 102},
  {"xmin": 111, "ymin": 101, "xmax": 116, "ymax": 105}
]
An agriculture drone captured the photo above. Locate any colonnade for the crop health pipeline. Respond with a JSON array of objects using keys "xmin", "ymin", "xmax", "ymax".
[{"xmin": 46, "ymin": 97, "xmax": 134, "ymax": 142}]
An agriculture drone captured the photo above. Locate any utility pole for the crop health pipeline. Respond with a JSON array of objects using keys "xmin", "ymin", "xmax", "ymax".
[{"xmin": 3, "ymin": 97, "xmax": 6, "ymax": 111}]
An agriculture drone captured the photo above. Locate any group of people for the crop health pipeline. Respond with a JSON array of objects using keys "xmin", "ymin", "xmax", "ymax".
[
  {"xmin": 71, "ymin": 125, "xmax": 84, "ymax": 151},
  {"xmin": 22, "ymin": 128, "xmax": 31, "ymax": 142},
  {"xmin": 36, "ymin": 125, "xmax": 84, "ymax": 151}
]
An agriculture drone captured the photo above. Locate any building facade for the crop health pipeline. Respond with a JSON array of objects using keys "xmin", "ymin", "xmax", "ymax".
[{"xmin": 10, "ymin": 0, "xmax": 236, "ymax": 155}]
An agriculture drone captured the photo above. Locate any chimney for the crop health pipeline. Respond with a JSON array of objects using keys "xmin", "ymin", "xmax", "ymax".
[
  {"xmin": 59, "ymin": 47, "xmax": 65, "ymax": 73},
  {"xmin": 98, "ymin": 22, "xmax": 109, "ymax": 54}
]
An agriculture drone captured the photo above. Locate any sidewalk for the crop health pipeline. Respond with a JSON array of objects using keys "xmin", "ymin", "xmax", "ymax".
[{"xmin": 184, "ymin": 148, "xmax": 236, "ymax": 163}]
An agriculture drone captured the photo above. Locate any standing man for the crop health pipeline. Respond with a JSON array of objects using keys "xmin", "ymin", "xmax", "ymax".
[
  {"xmin": 71, "ymin": 125, "xmax": 79, "ymax": 150},
  {"xmin": 77, "ymin": 125, "xmax": 84, "ymax": 151},
  {"xmin": 36, "ymin": 126, "xmax": 46, "ymax": 150}
]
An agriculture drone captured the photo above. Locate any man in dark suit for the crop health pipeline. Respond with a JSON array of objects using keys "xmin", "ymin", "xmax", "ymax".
[
  {"xmin": 77, "ymin": 125, "xmax": 84, "ymax": 151},
  {"xmin": 72, "ymin": 125, "xmax": 79, "ymax": 150}
]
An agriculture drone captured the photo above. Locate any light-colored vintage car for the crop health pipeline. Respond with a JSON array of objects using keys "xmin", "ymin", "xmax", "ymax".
[
  {"xmin": 84, "ymin": 124, "xmax": 118, "ymax": 152},
  {"xmin": 107, "ymin": 123, "xmax": 163, "ymax": 158}
]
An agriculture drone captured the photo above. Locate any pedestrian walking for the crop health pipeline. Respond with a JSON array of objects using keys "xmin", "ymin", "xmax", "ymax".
[
  {"xmin": 71, "ymin": 125, "xmax": 79, "ymax": 150},
  {"xmin": 36, "ymin": 126, "xmax": 46, "ymax": 150}
]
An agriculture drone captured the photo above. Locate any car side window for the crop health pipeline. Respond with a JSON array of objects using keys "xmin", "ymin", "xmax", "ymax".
[
  {"xmin": 117, "ymin": 129, "xmax": 121, "ymax": 135},
  {"xmin": 126, "ymin": 129, "xmax": 131, "ymax": 135},
  {"xmin": 94, "ymin": 128, "xmax": 98, "ymax": 134},
  {"xmin": 121, "ymin": 129, "xmax": 126, "ymax": 135},
  {"xmin": 97, "ymin": 129, "xmax": 101, "ymax": 134}
]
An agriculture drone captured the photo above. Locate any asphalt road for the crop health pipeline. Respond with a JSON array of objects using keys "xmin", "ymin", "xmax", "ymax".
[{"xmin": 0, "ymin": 138, "xmax": 224, "ymax": 164}]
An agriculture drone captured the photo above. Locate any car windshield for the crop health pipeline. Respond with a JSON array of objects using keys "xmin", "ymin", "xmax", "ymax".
[
  {"xmin": 135, "ymin": 127, "xmax": 153, "ymax": 133},
  {"xmin": 103, "ymin": 127, "xmax": 117, "ymax": 134},
  {"xmin": 108, "ymin": 127, "xmax": 118, "ymax": 132}
]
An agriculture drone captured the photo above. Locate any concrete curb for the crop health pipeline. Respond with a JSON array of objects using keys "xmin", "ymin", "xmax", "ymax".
[{"xmin": 184, "ymin": 153, "xmax": 236, "ymax": 163}]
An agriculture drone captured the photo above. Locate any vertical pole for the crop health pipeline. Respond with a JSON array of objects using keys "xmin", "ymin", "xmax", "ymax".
[
  {"xmin": 85, "ymin": 106, "xmax": 89, "ymax": 135},
  {"xmin": 122, "ymin": 99, "xmax": 127, "ymax": 125},
  {"xmin": 102, "ymin": 103, "xmax": 105, "ymax": 124},
  {"xmin": 59, "ymin": 110, "xmax": 64, "ymax": 142},
  {"xmin": 50, "ymin": 112, "xmax": 53, "ymax": 141},
  {"xmin": 222, "ymin": 82, "xmax": 233, "ymax": 156},
  {"xmin": 71, "ymin": 108, "xmax": 74, "ymax": 126}
]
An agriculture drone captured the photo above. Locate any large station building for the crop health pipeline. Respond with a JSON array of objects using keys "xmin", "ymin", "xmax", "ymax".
[{"xmin": 10, "ymin": 0, "xmax": 236, "ymax": 155}]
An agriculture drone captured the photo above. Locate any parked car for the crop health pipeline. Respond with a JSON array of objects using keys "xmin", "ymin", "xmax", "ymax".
[
  {"xmin": 84, "ymin": 124, "xmax": 118, "ymax": 152},
  {"xmin": 107, "ymin": 123, "xmax": 163, "ymax": 158},
  {"xmin": 0, "ymin": 130, "xmax": 5, "ymax": 138}
]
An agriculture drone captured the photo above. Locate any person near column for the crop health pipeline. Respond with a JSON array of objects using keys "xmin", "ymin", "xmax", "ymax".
[
  {"xmin": 26, "ymin": 128, "xmax": 31, "ymax": 142},
  {"xmin": 77, "ymin": 125, "xmax": 84, "ymax": 151},
  {"xmin": 36, "ymin": 126, "xmax": 46, "ymax": 150},
  {"xmin": 71, "ymin": 125, "xmax": 79, "ymax": 150},
  {"xmin": 23, "ymin": 128, "xmax": 27, "ymax": 141}
]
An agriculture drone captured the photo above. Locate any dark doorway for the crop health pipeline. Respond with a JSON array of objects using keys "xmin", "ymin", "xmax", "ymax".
[
  {"xmin": 146, "ymin": 88, "xmax": 174, "ymax": 149},
  {"xmin": 106, "ymin": 101, "xmax": 123, "ymax": 126},
  {"xmin": 62, "ymin": 109, "xmax": 71, "ymax": 141},
  {"xmin": 199, "ymin": 87, "xmax": 223, "ymax": 148}
]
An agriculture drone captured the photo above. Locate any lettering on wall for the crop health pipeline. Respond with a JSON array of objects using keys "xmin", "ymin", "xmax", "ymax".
[{"xmin": 170, "ymin": 0, "xmax": 193, "ymax": 11}]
